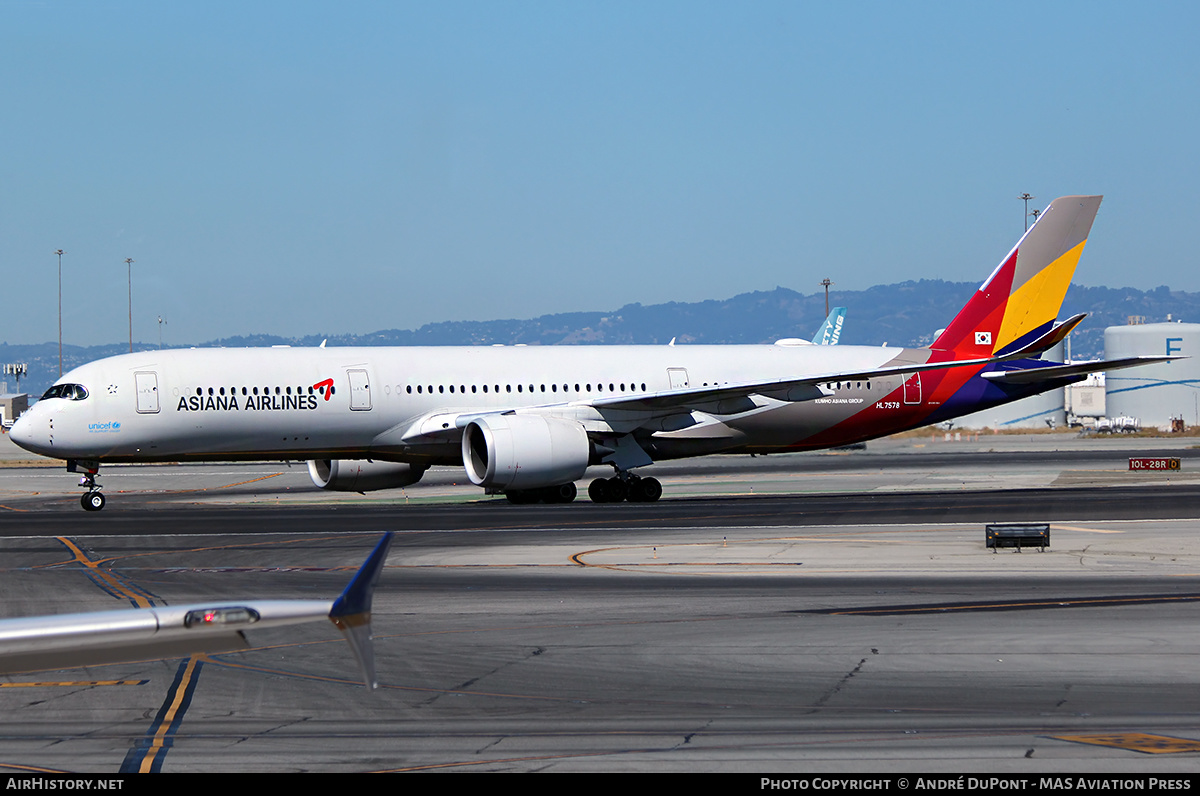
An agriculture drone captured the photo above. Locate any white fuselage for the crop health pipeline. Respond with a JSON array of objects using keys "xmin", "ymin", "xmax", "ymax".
[{"xmin": 11, "ymin": 343, "xmax": 930, "ymax": 467}]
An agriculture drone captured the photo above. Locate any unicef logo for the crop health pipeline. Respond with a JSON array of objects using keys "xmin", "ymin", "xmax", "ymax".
[{"xmin": 112, "ymin": 422, "xmax": 121, "ymax": 430}]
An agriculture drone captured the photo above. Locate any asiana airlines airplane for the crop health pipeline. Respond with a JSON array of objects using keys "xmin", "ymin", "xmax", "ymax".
[{"xmin": 11, "ymin": 196, "xmax": 1175, "ymax": 511}]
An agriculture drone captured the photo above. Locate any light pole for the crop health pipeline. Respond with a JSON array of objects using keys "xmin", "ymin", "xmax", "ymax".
[
  {"xmin": 1019, "ymin": 193, "xmax": 1035, "ymax": 232},
  {"xmin": 54, "ymin": 249, "xmax": 64, "ymax": 376},
  {"xmin": 157, "ymin": 316, "xmax": 166, "ymax": 349},
  {"xmin": 3, "ymin": 363, "xmax": 26, "ymax": 394},
  {"xmin": 819, "ymin": 278, "xmax": 834, "ymax": 317},
  {"xmin": 124, "ymin": 258, "xmax": 134, "ymax": 353}
]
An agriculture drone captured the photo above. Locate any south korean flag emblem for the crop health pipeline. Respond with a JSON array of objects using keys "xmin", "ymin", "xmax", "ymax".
[{"xmin": 974, "ymin": 331, "xmax": 993, "ymax": 346}]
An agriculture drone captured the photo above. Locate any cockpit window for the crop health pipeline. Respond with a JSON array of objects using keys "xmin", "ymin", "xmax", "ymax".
[{"xmin": 41, "ymin": 383, "xmax": 89, "ymax": 401}]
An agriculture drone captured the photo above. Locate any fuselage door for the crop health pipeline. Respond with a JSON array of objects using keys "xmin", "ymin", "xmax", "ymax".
[
  {"xmin": 348, "ymin": 369, "xmax": 372, "ymax": 411},
  {"xmin": 134, "ymin": 372, "xmax": 160, "ymax": 414},
  {"xmin": 903, "ymin": 373, "xmax": 922, "ymax": 405},
  {"xmin": 667, "ymin": 368, "xmax": 690, "ymax": 390}
]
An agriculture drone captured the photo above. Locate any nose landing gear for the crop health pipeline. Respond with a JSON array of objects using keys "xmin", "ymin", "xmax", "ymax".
[
  {"xmin": 69, "ymin": 461, "xmax": 105, "ymax": 511},
  {"xmin": 81, "ymin": 489, "xmax": 106, "ymax": 512}
]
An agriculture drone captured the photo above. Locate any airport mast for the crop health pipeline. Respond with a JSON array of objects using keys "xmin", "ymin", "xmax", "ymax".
[
  {"xmin": 124, "ymin": 258, "xmax": 134, "ymax": 353},
  {"xmin": 54, "ymin": 249, "xmax": 64, "ymax": 376},
  {"xmin": 1019, "ymin": 193, "xmax": 1035, "ymax": 232}
]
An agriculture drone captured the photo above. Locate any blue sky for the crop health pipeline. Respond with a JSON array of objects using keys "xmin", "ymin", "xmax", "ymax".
[{"xmin": 3, "ymin": 2, "xmax": 1198, "ymax": 346}]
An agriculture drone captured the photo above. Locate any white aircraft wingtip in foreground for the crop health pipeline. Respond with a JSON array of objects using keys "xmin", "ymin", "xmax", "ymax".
[{"xmin": 0, "ymin": 533, "xmax": 393, "ymax": 688}]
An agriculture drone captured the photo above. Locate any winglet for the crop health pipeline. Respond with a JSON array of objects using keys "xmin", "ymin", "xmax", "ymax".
[
  {"xmin": 329, "ymin": 532, "xmax": 394, "ymax": 690},
  {"xmin": 995, "ymin": 312, "xmax": 1088, "ymax": 361}
]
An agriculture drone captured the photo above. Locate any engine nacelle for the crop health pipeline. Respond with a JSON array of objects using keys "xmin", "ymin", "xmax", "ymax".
[
  {"xmin": 308, "ymin": 459, "xmax": 427, "ymax": 492},
  {"xmin": 462, "ymin": 414, "xmax": 591, "ymax": 490}
]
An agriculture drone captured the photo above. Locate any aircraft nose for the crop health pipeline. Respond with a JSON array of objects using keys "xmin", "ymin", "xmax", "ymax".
[{"xmin": 9, "ymin": 411, "xmax": 44, "ymax": 455}]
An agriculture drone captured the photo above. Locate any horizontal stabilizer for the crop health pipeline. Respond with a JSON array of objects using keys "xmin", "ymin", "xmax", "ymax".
[
  {"xmin": 996, "ymin": 313, "xmax": 1087, "ymax": 359},
  {"xmin": 982, "ymin": 356, "xmax": 1186, "ymax": 385}
]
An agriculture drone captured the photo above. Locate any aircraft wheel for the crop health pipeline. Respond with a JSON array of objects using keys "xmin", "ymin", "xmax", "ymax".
[
  {"xmin": 506, "ymin": 489, "xmax": 533, "ymax": 504},
  {"xmin": 81, "ymin": 492, "xmax": 106, "ymax": 512},
  {"xmin": 629, "ymin": 476, "xmax": 662, "ymax": 502},
  {"xmin": 626, "ymin": 476, "xmax": 646, "ymax": 502},
  {"xmin": 640, "ymin": 477, "xmax": 662, "ymax": 502},
  {"xmin": 546, "ymin": 482, "xmax": 577, "ymax": 503},
  {"xmin": 588, "ymin": 478, "xmax": 610, "ymax": 503},
  {"xmin": 604, "ymin": 478, "xmax": 628, "ymax": 503}
]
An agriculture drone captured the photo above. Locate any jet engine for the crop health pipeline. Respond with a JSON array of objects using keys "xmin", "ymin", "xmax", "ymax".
[
  {"xmin": 462, "ymin": 414, "xmax": 591, "ymax": 491},
  {"xmin": 308, "ymin": 459, "xmax": 428, "ymax": 492}
]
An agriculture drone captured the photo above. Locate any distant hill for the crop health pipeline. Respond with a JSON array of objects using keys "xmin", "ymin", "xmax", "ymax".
[{"xmin": 4, "ymin": 281, "xmax": 1197, "ymax": 400}]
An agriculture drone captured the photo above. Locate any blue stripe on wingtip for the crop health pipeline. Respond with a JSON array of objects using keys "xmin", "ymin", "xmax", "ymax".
[{"xmin": 331, "ymin": 532, "xmax": 394, "ymax": 619}]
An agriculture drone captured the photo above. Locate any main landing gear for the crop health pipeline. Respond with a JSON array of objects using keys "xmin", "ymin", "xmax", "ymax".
[
  {"xmin": 503, "ymin": 473, "xmax": 664, "ymax": 505},
  {"xmin": 69, "ymin": 461, "xmax": 105, "ymax": 511},
  {"xmin": 588, "ymin": 473, "xmax": 662, "ymax": 503}
]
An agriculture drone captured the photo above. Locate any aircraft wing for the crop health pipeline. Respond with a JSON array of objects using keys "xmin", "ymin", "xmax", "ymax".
[
  {"xmin": 390, "ymin": 327, "xmax": 1154, "ymax": 444},
  {"xmin": 392, "ymin": 347, "xmax": 1063, "ymax": 445},
  {"xmin": 0, "ymin": 534, "xmax": 393, "ymax": 688},
  {"xmin": 586, "ymin": 350, "xmax": 1007, "ymax": 413}
]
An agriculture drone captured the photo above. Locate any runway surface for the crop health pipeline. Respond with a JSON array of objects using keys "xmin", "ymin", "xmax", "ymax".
[{"xmin": 2, "ymin": 433, "xmax": 1200, "ymax": 772}]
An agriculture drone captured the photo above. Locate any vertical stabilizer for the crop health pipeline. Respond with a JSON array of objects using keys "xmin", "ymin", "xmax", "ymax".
[
  {"xmin": 932, "ymin": 196, "xmax": 1102, "ymax": 357},
  {"xmin": 812, "ymin": 307, "xmax": 847, "ymax": 345}
]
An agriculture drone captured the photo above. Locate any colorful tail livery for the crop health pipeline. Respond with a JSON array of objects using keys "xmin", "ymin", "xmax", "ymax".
[{"xmin": 933, "ymin": 195, "xmax": 1102, "ymax": 357}]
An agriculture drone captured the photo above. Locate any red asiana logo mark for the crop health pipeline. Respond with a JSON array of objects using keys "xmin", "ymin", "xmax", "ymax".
[{"xmin": 313, "ymin": 378, "xmax": 335, "ymax": 401}]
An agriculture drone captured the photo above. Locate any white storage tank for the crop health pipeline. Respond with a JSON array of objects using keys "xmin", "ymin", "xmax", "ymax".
[{"xmin": 1105, "ymin": 322, "xmax": 1200, "ymax": 428}]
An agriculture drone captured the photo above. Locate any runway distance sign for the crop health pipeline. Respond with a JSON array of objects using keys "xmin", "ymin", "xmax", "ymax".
[{"xmin": 1128, "ymin": 457, "xmax": 1181, "ymax": 471}]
